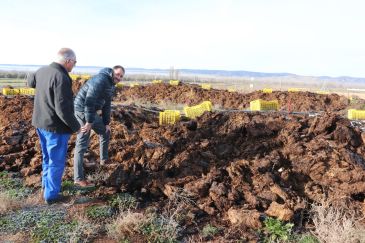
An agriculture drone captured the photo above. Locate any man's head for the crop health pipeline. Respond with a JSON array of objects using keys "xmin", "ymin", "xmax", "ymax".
[
  {"xmin": 113, "ymin": 65, "xmax": 125, "ymax": 84},
  {"xmin": 56, "ymin": 48, "xmax": 77, "ymax": 72}
]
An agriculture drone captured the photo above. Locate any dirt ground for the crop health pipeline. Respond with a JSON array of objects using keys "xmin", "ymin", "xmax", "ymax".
[
  {"xmin": 1, "ymin": 84, "xmax": 365, "ymax": 241},
  {"xmin": 114, "ymin": 83, "xmax": 359, "ymax": 113}
]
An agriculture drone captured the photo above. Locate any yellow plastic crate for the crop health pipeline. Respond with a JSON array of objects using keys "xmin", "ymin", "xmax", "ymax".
[
  {"xmin": 130, "ymin": 83, "xmax": 139, "ymax": 87},
  {"xmin": 288, "ymin": 88, "xmax": 300, "ymax": 92},
  {"xmin": 152, "ymin": 80, "xmax": 162, "ymax": 84},
  {"xmin": 115, "ymin": 83, "xmax": 123, "ymax": 88},
  {"xmin": 80, "ymin": 74, "xmax": 91, "ymax": 80},
  {"xmin": 19, "ymin": 88, "xmax": 35, "ymax": 95},
  {"xmin": 184, "ymin": 101, "xmax": 213, "ymax": 119},
  {"xmin": 201, "ymin": 84, "xmax": 211, "ymax": 90},
  {"xmin": 69, "ymin": 74, "xmax": 80, "ymax": 80},
  {"xmin": 2, "ymin": 88, "xmax": 20, "ymax": 95},
  {"xmin": 250, "ymin": 99, "xmax": 279, "ymax": 111},
  {"xmin": 227, "ymin": 88, "xmax": 236, "ymax": 92},
  {"xmin": 316, "ymin": 90, "xmax": 329, "ymax": 95},
  {"xmin": 348, "ymin": 109, "xmax": 365, "ymax": 120},
  {"xmin": 159, "ymin": 110, "xmax": 181, "ymax": 125},
  {"xmin": 169, "ymin": 80, "xmax": 180, "ymax": 86},
  {"xmin": 200, "ymin": 101, "xmax": 212, "ymax": 111},
  {"xmin": 184, "ymin": 106, "xmax": 205, "ymax": 119},
  {"xmin": 262, "ymin": 88, "xmax": 273, "ymax": 93}
]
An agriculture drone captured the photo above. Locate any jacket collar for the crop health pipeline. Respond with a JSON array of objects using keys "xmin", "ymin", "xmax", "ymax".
[{"xmin": 50, "ymin": 62, "xmax": 69, "ymax": 76}]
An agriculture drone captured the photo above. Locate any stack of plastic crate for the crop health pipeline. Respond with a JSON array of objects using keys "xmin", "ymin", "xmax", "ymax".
[
  {"xmin": 262, "ymin": 88, "xmax": 273, "ymax": 93},
  {"xmin": 250, "ymin": 99, "xmax": 279, "ymax": 111},
  {"xmin": 159, "ymin": 110, "xmax": 181, "ymax": 125},
  {"xmin": 169, "ymin": 80, "xmax": 180, "ymax": 86},
  {"xmin": 348, "ymin": 109, "xmax": 365, "ymax": 120},
  {"xmin": 201, "ymin": 84, "xmax": 211, "ymax": 90}
]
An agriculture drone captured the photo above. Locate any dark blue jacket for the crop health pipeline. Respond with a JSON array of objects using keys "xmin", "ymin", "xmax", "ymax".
[
  {"xmin": 28, "ymin": 62, "xmax": 80, "ymax": 133},
  {"xmin": 74, "ymin": 68, "xmax": 114, "ymax": 125}
]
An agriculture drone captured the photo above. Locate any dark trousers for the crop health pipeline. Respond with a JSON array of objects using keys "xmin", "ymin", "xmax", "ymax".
[{"xmin": 73, "ymin": 111, "xmax": 110, "ymax": 181}]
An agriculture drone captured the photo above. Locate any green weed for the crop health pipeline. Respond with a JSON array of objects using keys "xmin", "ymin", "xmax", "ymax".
[
  {"xmin": 0, "ymin": 208, "xmax": 65, "ymax": 234},
  {"xmin": 297, "ymin": 234, "xmax": 320, "ymax": 243},
  {"xmin": 109, "ymin": 193, "xmax": 137, "ymax": 211},
  {"xmin": 31, "ymin": 219, "xmax": 77, "ymax": 243},
  {"xmin": 141, "ymin": 214, "xmax": 178, "ymax": 243},
  {"xmin": 202, "ymin": 224, "xmax": 220, "ymax": 238},
  {"xmin": 262, "ymin": 217, "xmax": 294, "ymax": 242},
  {"xmin": 61, "ymin": 180, "xmax": 95, "ymax": 196},
  {"xmin": 86, "ymin": 205, "xmax": 114, "ymax": 220},
  {"xmin": 0, "ymin": 171, "xmax": 32, "ymax": 200},
  {"xmin": 0, "ymin": 206, "xmax": 98, "ymax": 242}
]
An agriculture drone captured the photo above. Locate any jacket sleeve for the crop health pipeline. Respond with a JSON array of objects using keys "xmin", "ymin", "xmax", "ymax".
[
  {"xmin": 102, "ymin": 95, "xmax": 112, "ymax": 125},
  {"xmin": 27, "ymin": 72, "xmax": 36, "ymax": 88},
  {"xmin": 84, "ymin": 82, "xmax": 103, "ymax": 123},
  {"xmin": 53, "ymin": 74, "xmax": 81, "ymax": 133}
]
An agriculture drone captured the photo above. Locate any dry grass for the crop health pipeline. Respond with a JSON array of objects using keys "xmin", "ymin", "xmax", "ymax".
[
  {"xmin": 107, "ymin": 208, "xmax": 181, "ymax": 242},
  {"xmin": 184, "ymin": 235, "xmax": 204, "ymax": 243},
  {"xmin": 66, "ymin": 209, "xmax": 102, "ymax": 242},
  {"xmin": 24, "ymin": 189, "xmax": 44, "ymax": 206},
  {"xmin": 107, "ymin": 189, "xmax": 193, "ymax": 242},
  {"xmin": 311, "ymin": 203, "xmax": 365, "ymax": 243},
  {"xmin": 86, "ymin": 171, "xmax": 109, "ymax": 183},
  {"xmin": 0, "ymin": 192, "xmax": 22, "ymax": 214},
  {"xmin": 106, "ymin": 210, "xmax": 146, "ymax": 240},
  {"xmin": 0, "ymin": 232, "xmax": 29, "ymax": 243}
]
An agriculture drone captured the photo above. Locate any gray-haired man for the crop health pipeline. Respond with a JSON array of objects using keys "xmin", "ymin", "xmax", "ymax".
[{"xmin": 28, "ymin": 48, "xmax": 80, "ymax": 204}]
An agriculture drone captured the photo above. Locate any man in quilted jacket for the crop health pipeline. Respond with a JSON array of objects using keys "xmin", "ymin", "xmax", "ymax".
[{"xmin": 73, "ymin": 65, "xmax": 124, "ymax": 187}]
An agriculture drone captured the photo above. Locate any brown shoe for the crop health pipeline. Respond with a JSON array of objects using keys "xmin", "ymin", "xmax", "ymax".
[{"xmin": 74, "ymin": 180, "xmax": 95, "ymax": 188}]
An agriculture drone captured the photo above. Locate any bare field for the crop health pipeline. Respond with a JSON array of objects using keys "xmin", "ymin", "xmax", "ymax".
[{"xmin": 1, "ymin": 81, "xmax": 365, "ymax": 242}]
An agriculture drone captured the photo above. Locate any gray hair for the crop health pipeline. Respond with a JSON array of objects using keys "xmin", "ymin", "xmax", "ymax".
[{"xmin": 56, "ymin": 48, "xmax": 76, "ymax": 64}]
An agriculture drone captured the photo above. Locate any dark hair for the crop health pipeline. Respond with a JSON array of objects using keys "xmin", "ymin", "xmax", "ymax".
[{"xmin": 113, "ymin": 65, "xmax": 125, "ymax": 73}]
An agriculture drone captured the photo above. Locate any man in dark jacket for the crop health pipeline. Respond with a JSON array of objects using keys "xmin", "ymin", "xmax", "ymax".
[
  {"xmin": 73, "ymin": 65, "xmax": 124, "ymax": 187},
  {"xmin": 28, "ymin": 48, "xmax": 80, "ymax": 204}
]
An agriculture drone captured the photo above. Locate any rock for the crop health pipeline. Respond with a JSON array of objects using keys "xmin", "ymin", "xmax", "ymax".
[
  {"xmin": 184, "ymin": 178, "xmax": 211, "ymax": 198},
  {"xmin": 209, "ymin": 182, "xmax": 227, "ymax": 202},
  {"xmin": 163, "ymin": 184, "xmax": 179, "ymax": 198},
  {"xmin": 227, "ymin": 207, "xmax": 262, "ymax": 229},
  {"xmin": 270, "ymin": 184, "xmax": 289, "ymax": 200},
  {"xmin": 30, "ymin": 156, "xmax": 41, "ymax": 169},
  {"xmin": 265, "ymin": 201, "xmax": 294, "ymax": 221},
  {"xmin": 198, "ymin": 200, "xmax": 216, "ymax": 215},
  {"xmin": 152, "ymin": 147, "xmax": 167, "ymax": 160}
]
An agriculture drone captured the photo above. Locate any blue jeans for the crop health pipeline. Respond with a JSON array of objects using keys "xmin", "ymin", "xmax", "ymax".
[
  {"xmin": 73, "ymin": 111, "xmax": 110, "ymax": 181},
  {"xmin": 36, "ymin": 128, "xmax": 70, "ymax": 201}
]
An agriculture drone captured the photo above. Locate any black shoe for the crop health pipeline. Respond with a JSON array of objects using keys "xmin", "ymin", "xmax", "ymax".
[{"xmin": 45, "ymin": 194, "xmax": 69, "ymax": 205}]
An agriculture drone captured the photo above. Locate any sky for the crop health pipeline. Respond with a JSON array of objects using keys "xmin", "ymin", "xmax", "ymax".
[{"xmin": 1, "ymin": 0, "xmax": 365, "ymax": 77}]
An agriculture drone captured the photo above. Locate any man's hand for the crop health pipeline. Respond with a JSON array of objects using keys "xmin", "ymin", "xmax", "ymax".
[
  {"xmin": 81, "ymin": 122, "xmax": 92, "ymax": 133},
  {"xmin": 105, "ymin": 125, "xmax": 111, "ymax": 134}
]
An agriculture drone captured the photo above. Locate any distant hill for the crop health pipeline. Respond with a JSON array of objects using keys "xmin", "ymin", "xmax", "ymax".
[{"xmin": 1, "ymin": 64, "xmax": 365, "ymax": 84}]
